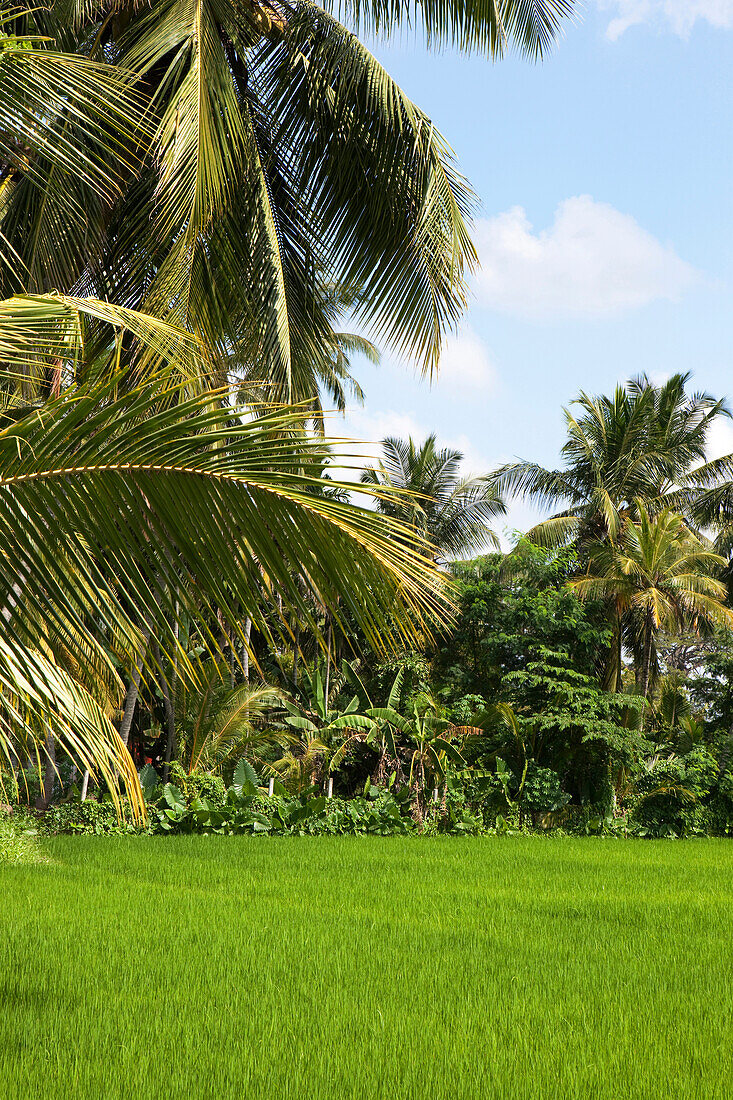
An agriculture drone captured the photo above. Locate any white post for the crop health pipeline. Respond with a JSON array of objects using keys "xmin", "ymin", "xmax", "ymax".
[
  {"xmin": 268, "ymin": 777, "xmax": 275, "ymax": 797},
  {"xmin": 432, "ymin": 787, "xmax": 439, "ymax": 803},
  {"xmin": 81, "ymin": 770, "xmax": 90, "ymax": 801},
  {"xmin": 327, "ymin": 777, "xmax": 334, "ymax": 798}
]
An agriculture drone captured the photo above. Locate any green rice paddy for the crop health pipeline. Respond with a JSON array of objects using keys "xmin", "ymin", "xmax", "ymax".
[{"xmin": 2, "ymin": 837, "xmax": 732, "ymax": 1099}]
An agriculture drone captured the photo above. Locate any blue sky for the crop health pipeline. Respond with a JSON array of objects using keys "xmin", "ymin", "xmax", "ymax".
[{"xmin": 337, "ymin": 1, "xmax": 733, "ymax": 541}]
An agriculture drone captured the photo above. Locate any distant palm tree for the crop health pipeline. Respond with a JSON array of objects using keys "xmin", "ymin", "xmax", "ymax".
[
  {"xmin": 570, "ymin": 505, "xmax": 733, "ymax": 703},
  {"xmin": 362, "ymin": 434, "xmax": 505, "ymax": 563},
  {"xmin": 493, "ymin": 373, "xmax": 730, "ymax": 550}
]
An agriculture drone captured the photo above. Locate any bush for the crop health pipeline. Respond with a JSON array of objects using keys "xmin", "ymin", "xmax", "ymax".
[
  {"xmin": 631, "ymin": 747, "xmax": 719, "ymax": 836},
  {"xmin": 0, "ymin": 811, "xmax": 49, "ymax": 864},
  {"xmin": 521, "ymin": 763, "xmax": 571, "ymax": 816},
  {"xmin": 167, "ymin": 765, "xmax": 228, "ymax": 808},
  {"xmin": 42, "ymin": 799, "xmax": 144, "ymax": 835}
]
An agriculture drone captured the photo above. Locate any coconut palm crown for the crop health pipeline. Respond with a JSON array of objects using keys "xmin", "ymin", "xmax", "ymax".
[
  {"xmin": 1, "ymin": 0, "xmax": 574, "ymax": 411},
  {"xmin": 492, "ymin": 373, "xmax": 731, "ymax": 550},
  {"xmin": 362, "ymin": 434, "xmax": 506, "ymax": 562}
]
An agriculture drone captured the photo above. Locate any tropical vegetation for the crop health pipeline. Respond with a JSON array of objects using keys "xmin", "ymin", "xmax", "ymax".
[
  {"xmin": 6, "ymin": 369, "xmax": 733, "ymax": 840},
  {"xmin": 2, "ymin": 4, "xmax": 733, "ymax": 1097},
  {"xmin": 0, "ymin": 0, "xmax": 578, "ymax": 814},
  {"xmin": 2, "ymin": 0, "xmax": 733, "ymax": 849}
]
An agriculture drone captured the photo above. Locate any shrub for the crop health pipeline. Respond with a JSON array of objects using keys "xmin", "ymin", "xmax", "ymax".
[
  {"xmin": 0, "ymin": 811, "xmax": 49, "ymax": 864},
  {"xmin": 42, "ymin": 799, "xmax": 144, "ymax": 835},
  {"xmin": 167, "ymin": 764, "xmax": 228, "ymax": 808},
  {"xmin": 631, "ymin": 747, "xmax": 719, "ymax": 836},
  {"xmin": 521, "ymin": 763, "xmax": 571, "ymax": 815}
]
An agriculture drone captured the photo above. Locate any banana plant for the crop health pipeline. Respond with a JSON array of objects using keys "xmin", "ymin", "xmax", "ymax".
[
  {"xmin": 277, "ymin": 663, "xmax": 378, "ymax": 790},
  {"xmin": 363, "ymin": 682, "xmax": 476, "ymax": 795},
  {"xmin": 328, "ymin": 663, "xmax": 403, "ymax": 779}
]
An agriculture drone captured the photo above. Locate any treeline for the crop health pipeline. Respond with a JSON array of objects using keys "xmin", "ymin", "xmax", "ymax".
[{"xmin": 12, "ymin": 372, "xmax": 733, "ymax": 839}]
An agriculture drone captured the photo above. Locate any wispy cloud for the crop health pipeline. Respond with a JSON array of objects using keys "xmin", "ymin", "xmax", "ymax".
[
  {"xmin": 474, "ymin": 196, "xmax": 698, "ymax": 320},
  {"xmin": 599, "ymin": 0, "xmax": 733, "ymax": 40},
  {"xmin": 433, "ymin": 328, "xmax": 496, "ymax": 394}
]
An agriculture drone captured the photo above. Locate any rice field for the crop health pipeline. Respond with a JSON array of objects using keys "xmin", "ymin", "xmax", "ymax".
[{"xmin": 1, "ymin": 837, "xmax": 732, "ymax": 1099}]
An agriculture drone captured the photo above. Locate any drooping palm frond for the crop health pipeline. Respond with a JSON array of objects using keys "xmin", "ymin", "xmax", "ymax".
[
  {"xmin": 2, "ymin": 0, "xmax": 576, "ymax": 405},
  {"xmin": 325, "ymin": 0, "xmax": 575, "ymax": 58},
  {"xmin": 0, "ymin": 17, "xmax": 151, "ymax": 294},
  {"xmin": 0, "ymin": 638, "xmax": 143, "ymax": 817},
  {"xmin": 254, "ymin": 1, "xmax": 477, "ymax": 376},
  {"xmin": 1, "ymin": 297, "xmax": 454, "ymax": 808},
  {"xmin": 99, "ymin": 0, "xmax": 477, "ymax": 386},
  {"xmin": 0, "ymin": 293, "xmax": 208, "ymax": 395},
  {"xmin": 3, "ymin": 381, "xmax": 453, "ymax": 663}
]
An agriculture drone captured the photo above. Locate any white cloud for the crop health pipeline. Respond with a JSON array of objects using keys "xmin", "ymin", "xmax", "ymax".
[
  {"xmin": 335, "ymin": 408, "xmax": 495, "ymax": 474},
  {"xmin": 600, "ymin": 0, "xmax": 733, "ymax": 39},
  {"xmin": 434, "ymin": 329, "xmax": 496, "ymax": 393},
  {"xmin": 474, "ymin": 196, "xmax": 698, "ymax": 321},
  {"xmin": 705, "ymin": 417, "xmax": 733, "ymax": 461}
]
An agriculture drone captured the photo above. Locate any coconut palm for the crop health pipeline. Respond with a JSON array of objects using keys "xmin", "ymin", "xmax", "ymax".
[
  {"xmin": 1, "ymin": 0, "xmax": 574, "ymax": 410},
  {"xmin": 177, "ymin": 664, "xmax": 283, "ymax": 775},
  {"xmin": 681, "ymin": 455, "xmax": 733, "ymax": 564},
  {"xmin": 361, "ymin": 434, "xmax": 505, "ymax": 562},
  {"xmin": 0, "ymin": 298, "xmax": 451, "ymax": 811},
  {"xmin": 493, "ymin": 374, "xmax": 730, "ymax": 551},
  {"xmin": 570, "ymin": 506, "xmax": 733, "ymax": 706}
]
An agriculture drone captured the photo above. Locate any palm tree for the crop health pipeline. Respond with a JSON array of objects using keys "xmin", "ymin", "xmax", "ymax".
[
  {"xmin": 1, "ymin": 0, "xmax": 574, "ymax": 409},
  {"xmin": 361, "ymin": 434, "xmax": 505, "ymax": 562},
  {"xmin": 493, "ymin": 374, "xmax": 730, "ymax": 550},
  {"xmin": 177, "ymin": 663, "xmax": 283, "ymax": 775},
  {"xmin": 0, "ymin": 299, "xmax": 452, "ymax": 812},
  {"xmin": 682, "ymin": 455, "xmax": 733, "ymax": 565},
  {"xmin": 570, "ymin": 506, "xmax": 733, "ymax": 706}
]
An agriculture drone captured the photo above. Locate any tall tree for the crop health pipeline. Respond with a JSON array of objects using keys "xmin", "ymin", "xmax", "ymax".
[
  {"xmin": 570, "ymin": 506, "xmax": 733, "ymax": 702},
  {"xmin": 1, "ymin": 0, "xmax": 574, "ymax": 409},
  {"xmin": 492, "ymin": 374, "xmax": 730, "ymax": 550},
  {"xmin": 362, "ymin": 434, "xmax": 505, "ymax": 562}
]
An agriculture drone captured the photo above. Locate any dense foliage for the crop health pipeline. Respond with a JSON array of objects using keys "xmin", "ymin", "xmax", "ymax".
[
  {"xmin": 9, "ymin": 527, "xmax": 733, "ymax": 840},
  {"xmin": 3, "ymin": 0, "xmax": 733, "ymax": 844}
]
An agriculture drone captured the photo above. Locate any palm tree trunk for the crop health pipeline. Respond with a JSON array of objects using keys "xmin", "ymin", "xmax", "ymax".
[
  {"xmin": 119, "ymin": 622, "xmax": 152, "ymax": 749},
  {"xmin": 639, "ymin": 611, "xmax": 654, "ymax": 730},
  {"xmin": 119, "ymin": 649, "xmax": 146, "ymax": 750},
  {"xmin": 35, "ymin": 729, "xmax": 56, "ymax": 810},
  {"xmin": 242, "ymin": 616, "xmax": 252, "ymax": 683},
  {"xmin": 154, "ymin": 641, "xmax": 177, "ymax": 782},
  {"xmin": 324, "ymin": 616, "xmax": 333, "ymax": 706},
  {"xmin": 602, "ymin": 606, "xmax": 623, "ymax": 693},
  {"xmin": 613, "ymin": 609, "xmax": 623, "ymax": 693},
  {"xmin": 292, "ymin": 620, "xmax": 300, "ymax": 690}
]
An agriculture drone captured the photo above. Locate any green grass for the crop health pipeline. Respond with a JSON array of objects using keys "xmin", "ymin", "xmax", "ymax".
[{"xmin": 1, "ymin": 838, "xmax": 732, "ymax": 1099}]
